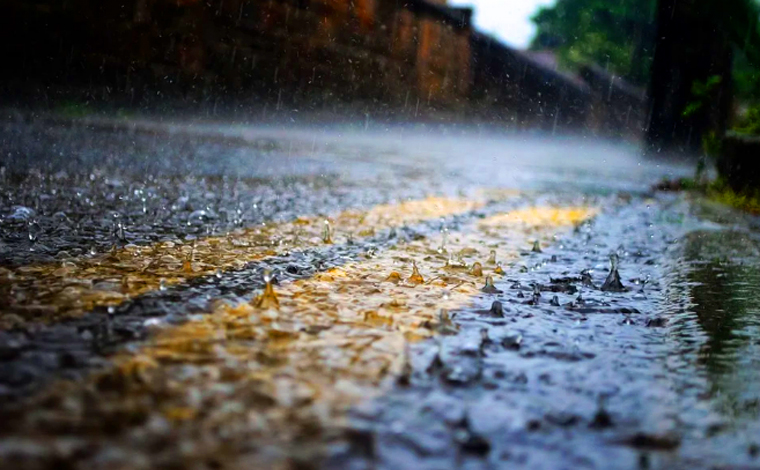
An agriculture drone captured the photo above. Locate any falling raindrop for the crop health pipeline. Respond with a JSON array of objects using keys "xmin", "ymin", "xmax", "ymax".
[
  {"xmin": 322, "ymin": 219, "xmax": 333, "ymax": 244},
  {"xmin": 438, "ymin": 226, "xmax": 449, "ymax": 254}
]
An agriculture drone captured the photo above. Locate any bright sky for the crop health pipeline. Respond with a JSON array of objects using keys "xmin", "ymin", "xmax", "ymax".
[{"xmin": 448, "ymin": 0, "xmax": 557, "ymax": 49}]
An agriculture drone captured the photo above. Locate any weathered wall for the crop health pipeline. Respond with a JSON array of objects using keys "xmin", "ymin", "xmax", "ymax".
[
  {"xmin": 0, "ymin": 0, "xmax": 645, "ymax": 138},
  {"xmin": 0, "ymin": 0, "xmax": 472, "ymax": 114}
]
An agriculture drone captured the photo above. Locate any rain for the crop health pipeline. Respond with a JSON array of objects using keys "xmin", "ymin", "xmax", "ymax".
[{"xmin": 2, "ymin": 0, "xmax": 760, "ymax": 469}]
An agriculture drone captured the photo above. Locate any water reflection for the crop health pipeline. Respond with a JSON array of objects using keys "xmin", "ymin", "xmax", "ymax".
[{"xmin": 676, "ymin": 230, "xmax": 760, "ymax": 420}]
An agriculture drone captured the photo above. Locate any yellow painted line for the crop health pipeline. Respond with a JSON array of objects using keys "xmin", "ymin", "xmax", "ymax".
[
  {"xmin": 0, "ymin": 197, "xmax": 482, "ymax": 328},
  {"xmin": 5, "ymin": 206, "xmax": 596, "ymax": 467}
]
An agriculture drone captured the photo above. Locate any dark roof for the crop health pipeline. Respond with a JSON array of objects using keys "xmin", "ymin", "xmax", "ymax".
[
  {"xmin": 579, "ymin": 64, "xmax": 647, "ymax": 102},
  {"xmin": 404, "ymin": 0, "xmax": 474, "ymax": 29},
  {"xmin": 471, "ymin": 32, "xmax": 591, "ymax": 96}
]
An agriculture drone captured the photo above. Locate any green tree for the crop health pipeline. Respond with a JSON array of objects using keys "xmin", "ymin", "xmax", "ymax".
[{"xmin": 530, "ymin": 0, "xmax": 657, "ymax": 86}]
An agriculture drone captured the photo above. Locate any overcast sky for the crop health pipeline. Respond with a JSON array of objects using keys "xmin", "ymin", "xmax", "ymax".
[{"xmin": 448, "ymin": 0, "xmax": 557, "ymax": 49}]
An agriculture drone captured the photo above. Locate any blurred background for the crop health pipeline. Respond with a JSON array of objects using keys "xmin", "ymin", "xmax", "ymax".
[{"xmin": 1, "ymin": 0, "xmax": 759, "ymax": 157}]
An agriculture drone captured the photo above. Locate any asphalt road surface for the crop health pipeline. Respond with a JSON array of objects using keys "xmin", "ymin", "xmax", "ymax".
[{"xmin": 1, "ymin": 113, "xmax": 760, "ymax": 470}]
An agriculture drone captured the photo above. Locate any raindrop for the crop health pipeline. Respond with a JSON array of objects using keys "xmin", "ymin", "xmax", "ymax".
[
  {"xmin": 159, "ymin": 278, "xmax": 167, "ymax": 291},
  {"xmin": 438, "ymin": 227, "xmax": 449, "ymax": 254},
  {"xmin": 107, "ymin": 306, "xmax": 115, "ymax": 316},
  {"xmin": 322, "ymin": 219, "xmax": 333, "ymax": 244}
]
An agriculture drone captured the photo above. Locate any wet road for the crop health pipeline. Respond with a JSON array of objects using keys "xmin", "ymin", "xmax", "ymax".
[{"xmin": 1, "ymin": 113, "xmax": 760, "ymax": 469}]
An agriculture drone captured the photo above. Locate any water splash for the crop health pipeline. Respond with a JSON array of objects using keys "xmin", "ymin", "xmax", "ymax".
[
  {"xmin": 531, "ymin": 284, "xmax": 541, "ymax": 304},
  {"xmin": 488, "ymin": 300, "xmax": 504, "ymax": 317},
  {"xmin": 469, "ymin": 262, "xmax": 483, "ymax": 277},
  {"xmin": 438, "ymin": 226, "xmax": 449, "ymax": 254},
  {"xmin": 601, "ymin": 253, "xmax": 625, "ymax": 292},
  {"xmin": 493, "ymin": 263, "xmax": 505, "ymax": 275},
  {"xmin": 27, "ymin": 220, "xmax": 41, "ymax": 243},
  {"xmin": 384, "ymin": 271, "xmax": 402, "ymax": 284},
  {"xmin": 407, "ymin": 262, "xmax": 424, "ymax": 285},
  {"xmin": 532, "ymin": 240, "xmax": 542, "ymax": 253},
  {"xmin": 481, "ymin": 275, "xmax": 502, "ymax": 294},
  {"xmin": 253, "ymin": 270, "xmax": 280, "ymax": 309},
  {"xmin": 486, "ymin": 249, "xmax": 497, "ymax": 265}
]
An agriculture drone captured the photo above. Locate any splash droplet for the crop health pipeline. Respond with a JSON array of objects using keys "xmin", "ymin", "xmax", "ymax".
[
  {"xmin": 437, "ymin": 227, "xmax": 448, "ymax": 254},
  {"xmin": 481, "ymin": 275, "xmax": 502, "ymax": 294},
  {"xmin": 469, "ymin": 262, "xmax": 483, "ymax": 277},
  {"xmin": 385, "ymin": 272, "xmax": 402, "ymax": 284},
  {"xmin": 27, "ymin": 220, "xmax": 41, "ymax": 243},
  {"xmin": 253, "ymin": 270, "xmax": 280, "ymax": 310},
  {"xmin": 486, "ymin": 250, "xmax": 497, "ymax": 265},
  {"xmin": 494, "ymin": 263, "xmax": 505, "ymax": 275},
  {"xmin": 407, "ymin": 262, "xmax": 424, "ymax": 285},
  {"xmin": 531, "ymin": 284, "xmax": 541, "ymax": 304},
  {"xmin": 112, "ymin": 221, "xmax": 127, "ymax": 244},
  {"xmin": 531, "ymin": 240, "xmax": 542, "ymax": 253},
  {"xmin": 601, "ymin": 253, "xmax": 625, "ymax": 292},
  {"xmin": 488, "ymin": 300, "xmax": 504, "ymax": 317}
]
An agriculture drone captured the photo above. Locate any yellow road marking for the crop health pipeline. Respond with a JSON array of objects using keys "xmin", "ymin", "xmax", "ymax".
[
  {"xmin": 3, "ymin": 206, "xmax": 596, "ymax": 467},
  {"xmin": 0, "ymin": 197, "xmax": 482, "ymax": 328}
]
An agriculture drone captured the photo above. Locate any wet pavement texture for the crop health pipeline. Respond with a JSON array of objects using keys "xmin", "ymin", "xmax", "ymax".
[{"xmin": 1, "ymin": 113, "xmax": 760, "ymax": 469}]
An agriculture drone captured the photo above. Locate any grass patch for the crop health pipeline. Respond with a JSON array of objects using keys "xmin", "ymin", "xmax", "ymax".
[{"xmin": 707, "ymin": 180, "xmax": 760, "ymax": 215}]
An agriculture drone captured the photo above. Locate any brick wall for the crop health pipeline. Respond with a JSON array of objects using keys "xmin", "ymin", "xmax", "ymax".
[{"xmin": 0, "ymin": 0, "xmax": 645, "ymax": 138}]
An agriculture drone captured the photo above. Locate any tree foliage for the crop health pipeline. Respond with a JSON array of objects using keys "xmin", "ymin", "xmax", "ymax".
[
  {"xmin": 530, "ymin": 0, "xmax": 760, "ymax": 96},
  {"xmin": 530, "ymin": 0, "xmax": 657, "ymax": 86}
]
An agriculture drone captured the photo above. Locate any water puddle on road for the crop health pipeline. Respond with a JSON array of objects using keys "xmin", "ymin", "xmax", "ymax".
[{"xmin": 662, "ymin": 228, "xmax": 760, "ymax": 464}]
